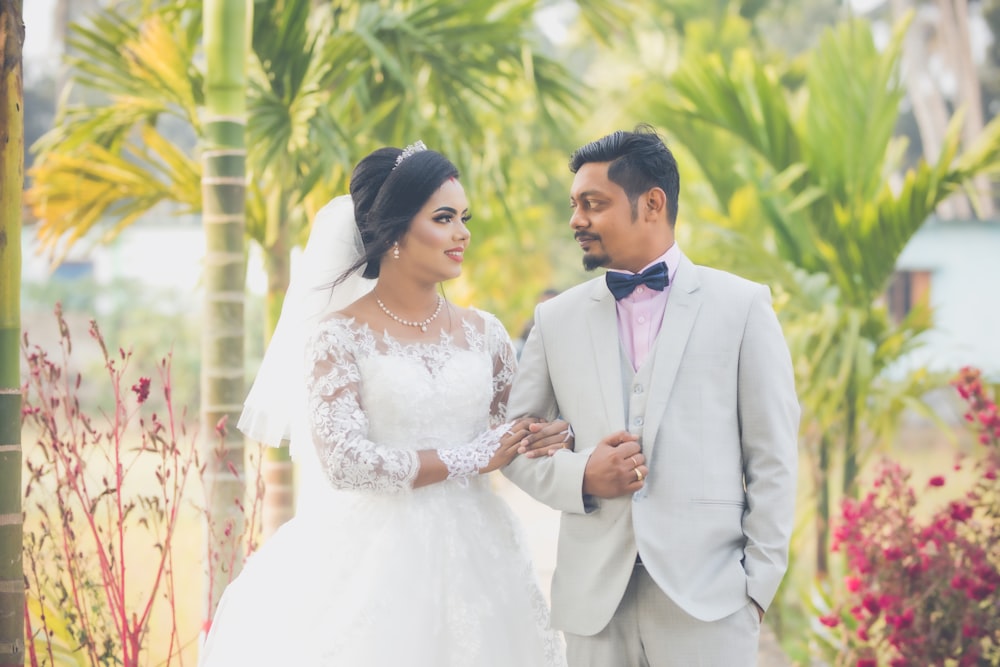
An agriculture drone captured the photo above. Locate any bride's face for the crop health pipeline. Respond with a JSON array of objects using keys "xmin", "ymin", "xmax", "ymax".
[{"xmin": 397, "ymin": 178, "xmax": 471, "ymax": 282}]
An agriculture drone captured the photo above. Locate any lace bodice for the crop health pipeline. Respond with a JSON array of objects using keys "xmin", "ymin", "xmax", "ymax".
[{"xmin": 305, "ymin": 308, "xmax": 517, "ymax": 493}]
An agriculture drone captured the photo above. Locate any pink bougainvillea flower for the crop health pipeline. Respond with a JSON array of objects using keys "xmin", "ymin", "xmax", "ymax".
[
  {"xmin": 819, "ymin": 615, "xmax": 840, "ymax": 628},
  {"xmin": 968, "ymin": 584, "xmax": 993, "ymax": 601},
  {"xmin": 883, "ymin": 546, "xmax": 904, "ymax": 561},
  {"xmin": 948, "ymin": 502, "xmax": 973, "ymax": 522},
  {"xmin": 823, "ymin": 368, "xmax": 999, "ymax": 666}
]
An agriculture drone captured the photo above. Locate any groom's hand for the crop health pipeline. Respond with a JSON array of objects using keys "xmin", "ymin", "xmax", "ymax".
[{"xmin": 582, "ymin": 431, "xmax": 646, "ymax": 498}]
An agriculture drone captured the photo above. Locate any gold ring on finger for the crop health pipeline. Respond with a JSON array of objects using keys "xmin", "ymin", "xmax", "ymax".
[
  {"xmin": 629, "ymin": 455, "xmax": 639, "ymax": 467},
  {"xmin": 635, "ymin": 468, "xmax": 644, "ymax": 482}
]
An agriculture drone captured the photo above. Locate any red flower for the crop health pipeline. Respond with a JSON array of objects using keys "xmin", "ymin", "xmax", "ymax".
[
  {"xmin": 962, "ymin": 624, "xmax": 981, "ymax": 638},
  {"xmin": 968, "ymin": 584, "xmax": 993, "ymax": 601},
  {"xmin": 883, "ymin": 546, "xmax": 904, "ymax": 561},
  {"xmin": 959, "ymin": 652, "xmax": 981, "ymax": 667},
  {"xmin": 821, "ymin": 370, "xmax": 1000, "ymax": 666},
  {"xmin": 131, "ymin": 377, "xmax": 151, "ymax": 403},
  {"xmin": 949, "ymin": 502, "xmax": 973, "ymax": 522}
]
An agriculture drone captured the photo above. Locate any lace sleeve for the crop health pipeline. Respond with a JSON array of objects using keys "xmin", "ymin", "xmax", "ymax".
[
  {"xmin": 483, "ymin": 311, "xmax": 517, "ymax": 428},
  {"xmin": 305, "ymin": 320, "xmax": 419, "ymax": 493}
]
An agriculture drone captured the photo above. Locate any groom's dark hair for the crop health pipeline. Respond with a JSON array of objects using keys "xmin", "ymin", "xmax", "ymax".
[
  {"xmin": 569, "ymin": 123, "xmax": 680, "ymax": 226},
  {"xmin": 344, "ymin": 146, "xmax": 460, "ymax": 280}
]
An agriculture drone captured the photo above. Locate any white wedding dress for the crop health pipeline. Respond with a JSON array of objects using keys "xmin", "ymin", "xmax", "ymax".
[{"xmin": 199, "ymin": 309, "xmax": 565, "ymax": 667}]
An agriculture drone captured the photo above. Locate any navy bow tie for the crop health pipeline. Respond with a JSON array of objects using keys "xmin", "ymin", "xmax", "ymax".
[{"xmin": 605, "ymin": 262, "xmax": 669, "ymax": 300}]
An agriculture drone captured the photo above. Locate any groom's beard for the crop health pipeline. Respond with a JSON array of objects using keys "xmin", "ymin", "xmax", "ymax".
[
  {"xmin": 583, "ymin": 252, "xmax": 609, "ymax": 271},
  {"xmin": 576, "ymin": 232, "xmax": 609, "ymax": 271}
]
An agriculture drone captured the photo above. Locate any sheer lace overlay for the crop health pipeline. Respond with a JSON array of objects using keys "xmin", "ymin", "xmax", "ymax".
[{"xmin": 306, "ymin": 309, "xmax": 517, "ymax": 492}]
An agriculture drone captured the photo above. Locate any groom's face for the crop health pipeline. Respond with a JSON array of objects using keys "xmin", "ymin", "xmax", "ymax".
[{"xmin": 569, "ymin": 162, "xmax": 650, "ymax": 273}]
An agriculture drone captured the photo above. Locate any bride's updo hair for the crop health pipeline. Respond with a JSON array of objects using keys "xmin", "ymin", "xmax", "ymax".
[{"xmin": 347, "ymin": 145, "xmax": 460, "ymax": 279}]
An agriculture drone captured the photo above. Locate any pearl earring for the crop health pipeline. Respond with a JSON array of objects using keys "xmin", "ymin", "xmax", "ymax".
[{"xmin": 392, "ymin": 243, "xmax": 400, "ymax": 260}]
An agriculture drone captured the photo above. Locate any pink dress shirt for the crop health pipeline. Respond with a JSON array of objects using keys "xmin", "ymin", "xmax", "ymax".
[{"xmin": 608, "ymin": 245, "xmax": 680, "ymax": 370}]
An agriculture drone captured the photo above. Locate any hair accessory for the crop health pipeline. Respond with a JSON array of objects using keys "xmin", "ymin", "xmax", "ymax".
[{"xmin": 394, "ymin": 140, "xmax": 428, "ymax": 168}]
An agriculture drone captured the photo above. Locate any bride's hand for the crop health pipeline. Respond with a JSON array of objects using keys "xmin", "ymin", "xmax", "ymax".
[
  {"xmin": 479, "ymin": 418, "xmax": 538, "ymax": 474},
  {"xmin": 518, "ymin": 420, "xmax": 574, "ymax": 458}
]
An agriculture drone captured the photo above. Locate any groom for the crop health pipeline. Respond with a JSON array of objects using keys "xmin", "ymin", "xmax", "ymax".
[{"xmin": 504, "ymin": 125, "xmax": 800, "ymax": 667}]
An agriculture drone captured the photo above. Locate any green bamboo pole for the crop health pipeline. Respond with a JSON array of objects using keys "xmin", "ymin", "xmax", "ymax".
[
  {"xmin": 201, "ymin": 0, "xmax": 250, "ymax": 621},
  {"xmin": 0, "ymin": 2, "xmax": 24, "ymax": 665}
]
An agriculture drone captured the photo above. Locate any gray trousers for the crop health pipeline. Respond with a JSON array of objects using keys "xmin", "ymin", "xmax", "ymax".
[{"xmin": 565, "ymin": 565, "xmax": 760, "ymax": 667}]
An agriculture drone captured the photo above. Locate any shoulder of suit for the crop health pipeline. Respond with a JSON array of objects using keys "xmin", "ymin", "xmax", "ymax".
[
  {"xmin": 690, "ymin": 264, "xmax": 768, "ymax": 298},
  {"xmin": 538, "ymin": 276, "xmax": 604, "ymax": 312}
]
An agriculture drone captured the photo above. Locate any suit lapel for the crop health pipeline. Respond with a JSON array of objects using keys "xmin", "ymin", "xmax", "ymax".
[
  {"xmin": 641, "ymin": 254, "xmax": 702, "ymax": 458},
  {"xmin": 586, "ymin": 280, "xmax": 627, "ymax": 432}
]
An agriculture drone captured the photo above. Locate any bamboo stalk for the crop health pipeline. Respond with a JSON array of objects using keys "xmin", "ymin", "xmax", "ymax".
[
  {"xmin": 201, "ymin": 0, "xmax": 250, "ymax": 623},
  {"xmin": 0, "ymin": 2, "xmax": 24, "ymax": 664}
]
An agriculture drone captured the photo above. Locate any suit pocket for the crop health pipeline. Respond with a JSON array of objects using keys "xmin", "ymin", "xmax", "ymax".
[{"xmin": 690, "ymin": 498, "xmax": 746, "ymax": 508}]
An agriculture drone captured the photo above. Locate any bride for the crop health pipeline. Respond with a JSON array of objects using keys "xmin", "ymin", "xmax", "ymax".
[{"xmin": 198, "ymin": 143, "xmax": 570, "ymax": 666}]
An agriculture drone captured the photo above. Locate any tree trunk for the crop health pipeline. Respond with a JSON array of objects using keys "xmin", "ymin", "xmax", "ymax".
[
  {"xmin": 201, "ymin": 0, "xmax": 250, "ymax": 622},
  {"xmin": 935, "ymin": 0, "xmax": 995, "ymax": 216},
  {"xmin": 891, "ymin": 0, "xmax": 975, "ymax": 218},
  {"xmin": 0, "ymin": 3, "xmax": 24, "ymax": 665}
]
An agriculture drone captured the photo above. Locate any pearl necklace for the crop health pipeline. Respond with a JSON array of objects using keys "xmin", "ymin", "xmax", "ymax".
[{"xmin": 375, "ymin": 294, "xmax": 444, "ymax": 332}]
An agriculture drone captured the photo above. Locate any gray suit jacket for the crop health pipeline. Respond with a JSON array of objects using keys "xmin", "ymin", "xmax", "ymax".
[{"xmin": 503, "ymin": 253, "xmax": 799, "ymax": 636}]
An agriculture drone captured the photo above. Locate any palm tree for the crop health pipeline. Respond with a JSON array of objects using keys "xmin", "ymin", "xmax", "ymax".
[
  {"xmin": 26, "ymin": 0, "xmax": 580, "ymax": 538},
  {"xmin": 643, "ymin": 15, "xmax": 1000, "ymax": 578},
  {"xmin": 200, "ymin": 0, "xmax": 249, "ymax": 619},
  {"xmin": 0, "ymin": 2, "xmax": 25, "ymax": 664}
]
